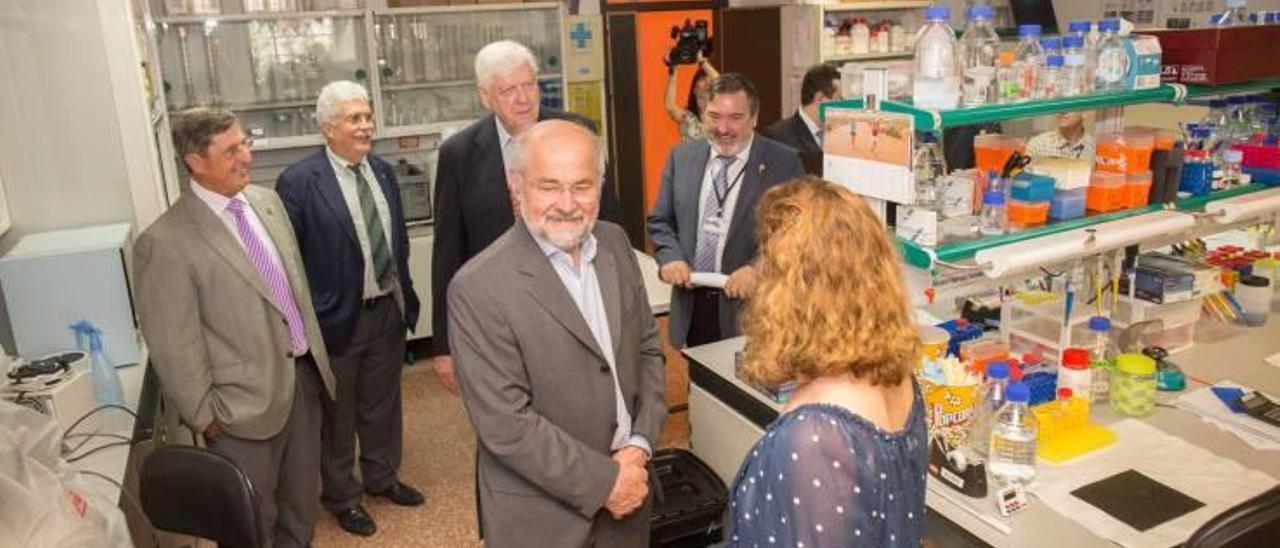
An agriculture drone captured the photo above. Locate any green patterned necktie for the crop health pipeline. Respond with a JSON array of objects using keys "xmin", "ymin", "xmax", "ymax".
[{"xmin": 349, "ymin": 164, "xmax": 394, "ymax": 289}]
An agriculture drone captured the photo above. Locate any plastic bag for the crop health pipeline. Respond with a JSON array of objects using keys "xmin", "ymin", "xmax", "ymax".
[{"xmin": 0, "ymin": 400, "xmax": 133, "ymax": 547}]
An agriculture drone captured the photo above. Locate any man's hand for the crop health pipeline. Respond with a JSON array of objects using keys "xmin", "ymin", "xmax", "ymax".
[
  {"xmin": 605, "ymin": 461, "xmax": 649, "ymax": 519},
  {"xmin": 724, "ymin": 265, "xmax": 759, "ymax": 299},
  {"xmin": 433, "ymin": 355, "xmax": 460, "ymax": 397},
  {"xmin": 202, "ymin": 418, "xmax": 222, "ymax": 442},
  {"xmin": 659, "ymin": 260, "xmax": 693, "ymax": 288},
  {"xmin": 612, "ymin": 446, "xmax": 649, "ymax": 469}
]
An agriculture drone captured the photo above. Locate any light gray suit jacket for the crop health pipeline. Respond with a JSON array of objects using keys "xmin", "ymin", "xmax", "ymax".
[
  {"xmin": 133, "ymin": 185, "xmax": 336, "ymax": 441},
  {"xmin": 646, "ymin": 135, "xmax": 803, "ymax": 348},
  {"xmin": 448, "ymin": 220, "xmax": 665, "ymax": 548}
]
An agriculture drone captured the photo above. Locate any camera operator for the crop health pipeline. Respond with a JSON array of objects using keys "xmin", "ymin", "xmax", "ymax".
[{"xmin": 663, "ymin": 20, "xmax": 719, "ymax": 143}]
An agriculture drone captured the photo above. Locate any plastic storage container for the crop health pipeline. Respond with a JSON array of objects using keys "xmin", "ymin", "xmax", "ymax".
[
  {"xmin": 1008, "ymin": 199, "xmax": 1050, "ymax": 227},
  {"xmin": 1050, "ymin": 188, "xmax": 1087, "ymax": 220},
  {"xmin": 1096, "ymin": 132, "xmax": 1155, "ymax": 173},
  {"xmin": 1087, "ymin": 171, "xmax": 1128, "ymax": 212},
  {"xmin": 1010, "ymin": 172, "xmax": 1056, "ymax": 202},
  {"xmin": 1111, "ymin": 353, "xmax": 1157, "ymax": 417},
  {"xmin": 1125, "ymin": 170, "xmax": 1154, "ymax": 207},
  {"xmin": 1058, "ymin": 348, "xmax": 1094, "ymax": 403},
  {"xmin": 975, "ymin": 134, "xmax": 1026, "ymax": 174}
]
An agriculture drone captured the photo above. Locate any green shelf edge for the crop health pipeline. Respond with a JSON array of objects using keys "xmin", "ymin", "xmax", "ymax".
[
  {"xmin": 898, "ymin": 184, "xmax": 1272, "ymax": 270},
  {"xmin": 821, "ymin": 78, "xmax": 1280, "ymax": 132}
]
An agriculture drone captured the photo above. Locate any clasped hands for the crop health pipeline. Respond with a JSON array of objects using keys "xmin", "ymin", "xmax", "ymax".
[{"xmin": 605, "ymin": 446, "xmax": 650, "ymax": 519}]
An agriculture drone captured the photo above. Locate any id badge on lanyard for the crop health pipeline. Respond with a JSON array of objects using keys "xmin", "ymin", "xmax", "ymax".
[{"xmin": 702, "ymin": 214, "xmax": 728, "ymax": 235}]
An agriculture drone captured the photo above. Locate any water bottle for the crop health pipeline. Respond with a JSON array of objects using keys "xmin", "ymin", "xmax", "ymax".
[
  {"xmin": 913, "ymin": 5, "xmax": 960, "ymax": 110},
  {"xmin": 71, "ymin": 319, "xmax": 125, "ymax": 407},
  {"xmin": 1215, "ymin": 0, "xmax": 1250, "ymax": 26},
  {"xmin": 1014, "ymin": 24, "xmax": 1045, "ymax": 101},
  {"xmin": 959, "ymin": 5, "xmax": 1000, "ymax": 107},
  {"xmin": 988, "ymin": 381, "xmax": 1038, "ymax": 486},
  {"xmin": 1086, "ymin": 316, "xmax": 1115, "ymax": 404},
  {"xmin": 967, "ymin": 361, "xmax": 1011, "ymax": 458},
  {"xmin": 1062, "ymin": 36, "xmax": 1089, "ymax": 96},
  {"xmin": 979, "ymin": 190, "xmax": 1007, "ymax": 235},
  {"xmin": 1040, "ymin": 55, "xmax": 1064, "ymax": 99},
  {"xmin": 914, "ymin": 133, "xmax": 947, "ymax": 208},
  {"xmin": 1094, "ymin": 19, "xmax": 1127, "ymax": 92}
]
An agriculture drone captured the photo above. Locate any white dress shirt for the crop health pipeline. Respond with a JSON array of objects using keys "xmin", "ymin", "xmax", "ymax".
[
  {"xmin": 530, "ymin": 230, "xmax": 651, "ymax": 456},
  {"xmin": 325, "ymin": 147, "xmax": 395, "ymax": 299},
  {"xmin": 798, "ymin": 107, "xmax": 822, "ymax": 146},
  {"xmin": 696, "ymin": 135, "xmax": 754, "ymax": 272}
]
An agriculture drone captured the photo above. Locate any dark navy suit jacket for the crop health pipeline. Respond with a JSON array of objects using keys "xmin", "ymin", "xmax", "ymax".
[{"xmin": 275, "ymin": 149, "xmax": 420, "ymax": 355}]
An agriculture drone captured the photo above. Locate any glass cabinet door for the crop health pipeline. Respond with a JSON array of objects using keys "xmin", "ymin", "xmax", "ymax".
[
  {"xmin": 154, "ymin": 12, "xmax": 369, "ymax": 141},
  {"xmin": 375, "ymin": 5, "xmax": 563, "ymax": 128}
]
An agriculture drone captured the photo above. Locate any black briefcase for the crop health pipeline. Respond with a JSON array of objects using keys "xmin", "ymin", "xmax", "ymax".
[{"xmin": 649, "ymin": 448, "xmax": 728, "ymax": 548}]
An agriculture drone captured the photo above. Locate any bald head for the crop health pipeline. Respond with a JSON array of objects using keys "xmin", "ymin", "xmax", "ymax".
[{"xmin": 507, "ymin": 120, "xmax": 605, "ymax": 254}]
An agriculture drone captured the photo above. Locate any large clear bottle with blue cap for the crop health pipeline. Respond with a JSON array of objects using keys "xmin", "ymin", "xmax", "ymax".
[
  {"xmin": 912, "ymin": 5, "xmax": 960, "ymax": 110},
  {"xmin": 959, "ymin": 4, "xmax": 1000, "ymax": 107},
  {"xmin": 1013, "ymin": 24, "xmax": 1044, "ymax": 101},
  {"xmin": 989, "ymin": 381, "xmax": 1039, "ymax": 486},
  {"xmin": 72, "ymin": 319, "xmax": 125, "ymax": 406},
  {"xmin": 1094, "ymin": 19, "xmax": 1127, "ymax": 92},
  {"xmin": 967, "ymin": 360, "xmax": 1011, "ymax": 459}
]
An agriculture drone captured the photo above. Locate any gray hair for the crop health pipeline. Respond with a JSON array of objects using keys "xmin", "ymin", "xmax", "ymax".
[
  {"xmin": 171, "ymin": 106, "xmax": 238, "ymax": 167},
  {"xmin": 475, "ymin": 40, "xmax": 539, "ymax": 90},
  {"xmin": 507, "ymin": 120, "xmax": 607, "ymax": 188},
  {"xmin": 315, "ymin": 80, "xmax": 370, "ymax": 125}
]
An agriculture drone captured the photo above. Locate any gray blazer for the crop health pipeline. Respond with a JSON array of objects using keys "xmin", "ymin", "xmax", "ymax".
[
  {"xmin": 646, "ymin": 135, "xmax": 803, "ymax": 348},
  {"xmin": 133, "ymin": 185, "xmax": 336, "ymax": 441},
  {"xmin": 448, "ymin": 220, "xmax": 665, "ymax": 548}
]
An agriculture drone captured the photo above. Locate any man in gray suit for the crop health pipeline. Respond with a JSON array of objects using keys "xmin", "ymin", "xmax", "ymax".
[
  {"xmin": 133, "ymin": 107, "xmax": 336, "ymax": 548},
  {"xmin": 448, "ymin": 120, "xmax": 665, "ymax": 547},
  {"xmin": 647, "ymin": 73, "xmax": 804, "ymax": 349}
]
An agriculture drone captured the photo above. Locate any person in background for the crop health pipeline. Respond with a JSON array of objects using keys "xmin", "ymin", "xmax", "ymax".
[
  {"xmin": 448, "ymin": 120, "xmax": 665, "ymax": 547},
  {"xmin": 133, "ymin": 107, "xmax": 337, "ymax": 548},
  {"xmin": 275, "ymin": 81, "xmax": 423, "ymax": 537},
  {"xmin": 762, "ymin": 63, "xmax": 841, "ymax": 156},
  {"xmin": 728, "ymin": 177, "xmax": 927, "ymax": 547},
  {"xmin": 647, "ymin": 73, "xmax": 803, "ymax": 349},
  {"xmin": 1026, "ymin": 111, "xmax": 1096, "ymax": 161},
  {"xmin": 431, "ymin": 40, "xmax": 623, "ymax": 397},
  {"xmin": 664, "ymin": 51, "xmax": 720, "ymax": 143}
]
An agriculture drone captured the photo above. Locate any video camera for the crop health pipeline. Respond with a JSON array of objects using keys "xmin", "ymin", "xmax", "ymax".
[{"xmin": 668, "ymin": 19, "xmax": 712, "ymax": 66}]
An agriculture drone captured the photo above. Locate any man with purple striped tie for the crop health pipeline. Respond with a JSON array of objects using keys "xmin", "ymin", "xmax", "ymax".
[
  {"xmin": 133, "ymin": 107, "xmax": 337, "ymax": 548},
  {"xmin": 647, "ymin": 73, "xmax": 804, "ymax": 349}
]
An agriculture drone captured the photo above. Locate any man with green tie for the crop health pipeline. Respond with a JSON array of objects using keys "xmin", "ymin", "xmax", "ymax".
[{"xmin": 276, "ymin": 81, "xmax": 423, "ymax": 537}]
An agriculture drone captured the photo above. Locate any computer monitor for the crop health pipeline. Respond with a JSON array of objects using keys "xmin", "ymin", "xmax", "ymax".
[{"xmin": 1009, "ymin": 0, "xmax": 1060, "ymax": 35}]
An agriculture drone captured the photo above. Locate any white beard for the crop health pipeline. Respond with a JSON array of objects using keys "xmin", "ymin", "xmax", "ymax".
[{"xmin": 521, "ymin": 206, "xmax": 593, "ymax": 253}]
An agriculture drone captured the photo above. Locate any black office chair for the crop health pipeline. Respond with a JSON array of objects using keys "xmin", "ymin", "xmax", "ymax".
[
  {"xmin": 139, "ymin": 445, "xmax": 263, "ymax": 548},
  {"xmin": 1185, "ymin": 485, "xmax": 1280, "ymax": 548}
]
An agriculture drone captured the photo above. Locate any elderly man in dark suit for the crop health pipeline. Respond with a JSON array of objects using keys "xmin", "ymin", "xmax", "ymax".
[
  {"xmin": 430, "ymin": 40, "xmax": 622, "ymax": 396},
  {"xmin": 133, "ymin": 107, "xmax": 336, "ymax": 548},
  {"xmin": 761, "ymin": 63, "xmax": 841, "ymax": 162},
  {"xmin": 275, "ymin": 81, "xmax": 422, "ymax": 537},
  {"xmin": 647, "ymin": 73, "xmax": 804, "ymax": 349},
  {"xmin": 448, "ymin": 119, "xmax": 665, "ymax": 547}
]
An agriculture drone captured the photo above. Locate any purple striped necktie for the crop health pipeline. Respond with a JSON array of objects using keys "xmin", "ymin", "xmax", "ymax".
[{"xmin": 226, "ymin": 198, "xmax": 308, "ymax": 354}]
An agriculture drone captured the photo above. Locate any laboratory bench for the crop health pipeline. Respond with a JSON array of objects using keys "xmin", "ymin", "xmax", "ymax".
[{"xmin": 683, "ymin": 320, "xmax": 1280, "ymax": 547}]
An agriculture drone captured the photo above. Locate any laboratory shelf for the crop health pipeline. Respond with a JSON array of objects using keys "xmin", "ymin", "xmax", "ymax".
[
  {"xmin": 824, "ymin": 51, "xmax": 913, "ymax": 63},
  {"xmin": 822, "ymin": 1, "xmax": 931, "ymax": 13},
  {"xmin": 823, "ymin": 78, "xmax": 1280, "ymax": 132},
  {"xmin": 898, "ymin": 183, "xmax": 1272, "ymax": 270}
]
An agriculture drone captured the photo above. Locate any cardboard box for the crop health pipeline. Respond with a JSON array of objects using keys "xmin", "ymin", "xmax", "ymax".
[
  {"xmin": 1138, "ymin": 26, "xmax": 1280, "ymax": 85},
  {"xmin": 1125, "ymin": 35, "xmax": 1162, "ymax": 91}
]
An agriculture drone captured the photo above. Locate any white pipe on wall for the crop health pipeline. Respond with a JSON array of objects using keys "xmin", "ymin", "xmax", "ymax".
[{"xmin": 974, "ymin": 210, "xmax": 1196, "ymax": 278}]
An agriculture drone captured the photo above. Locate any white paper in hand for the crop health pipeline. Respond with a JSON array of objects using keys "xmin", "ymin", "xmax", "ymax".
[{"xmin": 690, "ymin": 272, "xmax": 729, "ymax": 289}]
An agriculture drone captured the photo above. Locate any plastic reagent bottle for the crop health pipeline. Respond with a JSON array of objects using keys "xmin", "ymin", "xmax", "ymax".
[
  {"xmin": 1094, "ymin": 19, "xmax": 1127, "ymax": 92},
  {"xmin": 1062, "ymin": 35, "xmax": 1089, "ymax": 96},
  {"xmin": 913, "ymin": 5, "xmax": 960, "ymax": 110},
  {"xmin": 979, "ymin": 190, "xmax": 1007, "ymax": 235},
  {"xmin": 967, "ymin": 361, "xmax": 1011, "ymax": 458},
  {"xmin": 1014, "ymin": 24, "xmax": 1045, "ymax": 100},
  {"xmin": 1040, "ymin": 55, "xmax": 1064, "ymax": 99},
  {"xmin": 1087, "ymin": 316, "xmax": 1114, "ymax": 404},
  {"xmin": 989, "ymin": 381, "xmax": 1039, "ymax": 486},
  {"xmin": 960, "ymin": 5, "xmax": 1000, "ymax": 107}
]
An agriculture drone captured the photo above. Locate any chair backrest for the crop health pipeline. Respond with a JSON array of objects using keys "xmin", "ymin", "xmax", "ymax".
[
  {"xmin": 139, "ymin": 445, "xmax": 263, "ymax": 548},
  {"xmin": 1185, "ymin": 486, "xmax": 1280, "ymax": 548}
]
